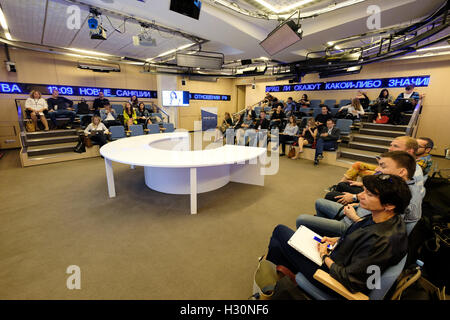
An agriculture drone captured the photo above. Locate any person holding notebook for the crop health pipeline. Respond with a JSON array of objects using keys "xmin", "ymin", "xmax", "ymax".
[{"xmin": 263, "ymin": 174, "xmax": 410, "ymax": 296}]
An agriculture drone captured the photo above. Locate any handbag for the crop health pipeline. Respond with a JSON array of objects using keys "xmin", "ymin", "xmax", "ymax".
[
  {"xmin": 250, "ymin": 257, "xmax": 279, "ymax": 300},
  {"xmin": 288, "ymin": 145, "xmax": 296, "ymax": 158},
  {"xmin": 25, "ymin": 120, "xmax": 35, "ymax": 132},
  {"xmin": 84, "ymin": 135, "xmax": 93, "ymax": 148},
  {"xmin": 376, "ymin": 115, "xmax": 389, "ymax": 124},
  {"xmin": 74, "ymin": 135, "xmax": 86, "ymax": 153},
  {"xmin": 311, "ymin": 139, "xmax": 317, "ymax": 149}
]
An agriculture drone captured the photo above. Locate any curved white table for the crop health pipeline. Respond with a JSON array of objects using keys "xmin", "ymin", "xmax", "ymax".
[{"xmin": 100, "ymin": 132, "xmax": 266, "ymax": 214}]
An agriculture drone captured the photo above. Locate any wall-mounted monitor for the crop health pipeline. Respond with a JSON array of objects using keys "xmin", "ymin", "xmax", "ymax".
[{"xmin": 162, "ymin": 90, "xmax": 190, "ymax": 106}]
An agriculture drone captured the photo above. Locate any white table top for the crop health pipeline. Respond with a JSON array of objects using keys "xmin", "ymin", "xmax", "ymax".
[{"xmin": 100, "ymin": 132, "xmax": 267, "ymax": 168}]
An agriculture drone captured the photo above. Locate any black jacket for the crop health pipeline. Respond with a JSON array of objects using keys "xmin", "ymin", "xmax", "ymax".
[
  {"xmin": 328, "ymin": 215, "xmax": 407, "ymax": 294},
  {"xmin": 93, "ymin": 98, "xmax": 110, "ymax": 110},
  {"xmin": 47, "ymin": 96, "xmax": 73, "ymax": 111},
  {"xmin": 256, "ymin": 118, "xmax": 270, "ymax": 130},
  {"xmin": 319, "ymin": 126, "xmax": 340, "ymax": 141}
]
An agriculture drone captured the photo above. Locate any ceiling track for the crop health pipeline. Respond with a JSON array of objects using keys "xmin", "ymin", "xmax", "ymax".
[{"xmin": 63, "ymin": 0, "xmax": 207, "ymax": 44}]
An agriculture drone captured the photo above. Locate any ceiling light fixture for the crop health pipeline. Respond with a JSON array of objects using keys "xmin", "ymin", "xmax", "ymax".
[
  {"xmin": 66, "ymin": 48, "xmax": 112, "ymax": 56},
  {"xmin": 147, "ymin": 43, "xmax": 196, "ymax": 61},
  {"xmin": 253, "ymin": 0, "xmax": 315, "ymax": 14},
  {"xmin": 0, "ymin": 6, "xmax": 12, "ymax": 40}
]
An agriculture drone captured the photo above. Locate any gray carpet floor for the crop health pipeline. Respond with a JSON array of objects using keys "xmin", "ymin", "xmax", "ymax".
[{"xmin": 0, "ymin": 148, "xmax": 347, "ymax": 299}]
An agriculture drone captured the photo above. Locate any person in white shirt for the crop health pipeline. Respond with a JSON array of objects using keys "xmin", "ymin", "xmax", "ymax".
[
  {"xmin": 25, "ymin": 90, "xmax": 50, "ymax": 131},
  {"xmin": 84, "ymin": 116, "xmax": 110, "ymax": 147},
  {"xmin": 338, "ymin": 97, "xmax": 365, "ymax": 120}
]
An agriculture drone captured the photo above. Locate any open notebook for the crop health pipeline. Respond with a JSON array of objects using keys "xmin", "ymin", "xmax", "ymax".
[{"xmin": 288, "ymin": 225, "xmax": 325, "ymax": 266}]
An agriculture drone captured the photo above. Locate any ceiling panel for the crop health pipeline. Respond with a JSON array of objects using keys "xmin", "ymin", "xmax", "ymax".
[
  {"xmin": 0, "ymin": 0, "xmax": 46, "ymax": 43},
  {"xmin": 42, "ymin": 0, "xmax": 90, "ymax": 47}
]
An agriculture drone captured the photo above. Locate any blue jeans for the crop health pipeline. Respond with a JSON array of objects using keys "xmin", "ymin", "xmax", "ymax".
[
  {"xmin": 314, "ymin": 138, "xmax": 337, "ymax": 160},
  {"xmin": 296, "ymin": 199, "xmax": 349, "ymax": 237},
  {"xmin": 266, "ymin": 225, "xmax": 340, "ymax": 298},
  {"xmin": 49, "ymin": 109, "xmax": 76, "ymax": 127}
]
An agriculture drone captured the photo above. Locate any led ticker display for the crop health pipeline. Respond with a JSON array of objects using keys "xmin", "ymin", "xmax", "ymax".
[
  {"xmin": 0, "ymin": 81, "xmax": 158, "ymax": 98},
  {"xmin": 265, "ymin": 76, "xmax": 430, "ymax": 93},
  {"xmin": 189, "ymin": 93, "xmax": 231, "ymax": 101}
]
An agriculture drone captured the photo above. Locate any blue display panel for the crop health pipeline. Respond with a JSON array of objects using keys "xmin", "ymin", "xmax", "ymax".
[
  {"xmin": 265, "ymin": 76, "xmax": 430, "ymax": 93},
  {"xmin": 0, "ymin": 81, "xmax": 157, "ymax": 98},
  {"xmin": 189, "ymin": 93, "xmax": 231, "ymax": 101}
]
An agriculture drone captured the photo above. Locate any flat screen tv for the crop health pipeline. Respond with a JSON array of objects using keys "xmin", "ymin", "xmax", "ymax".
[
  {"xmin": 170, "ymin": 0, "xmax": 201, "ymax": 20},
  {"xmin": 162, "ymin": 90, "xmax": 190, "ymax": 106}
]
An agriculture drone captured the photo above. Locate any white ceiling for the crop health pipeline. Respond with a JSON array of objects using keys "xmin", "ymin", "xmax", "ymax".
[{"xmin": 0, "ymin": 0, "xmax": 447, "ymax": 63}]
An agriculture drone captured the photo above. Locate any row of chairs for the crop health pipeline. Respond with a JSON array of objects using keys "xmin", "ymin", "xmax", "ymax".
[{"xmin": 109, "ymin": 123, "xmax": 175, "ymax": 140}]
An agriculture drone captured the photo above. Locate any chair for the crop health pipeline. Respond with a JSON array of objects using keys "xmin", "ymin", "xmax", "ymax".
[
  {"xmin": 330, "ymin": 108, "xmax": 340, "ymax": 117},
  {"xmin": 339, "ymin": 99, "xmax": 351, "ymax": 107},
  {"xmin": 147, "ymin": 124, "xmax": 160, "ymax": 134},
  {"xmin": 324, "ymin": 99, "xmax": 337, "ymax": 109},
  {"xmin": 254, "ymin": 106, "xmax": 262, "ymax": 114},
  {"xmin": 336, "ymin": 119, "xmax": 353, "ymax": 135},
  {"xmin": 129, "ymin": 124, "xmax": 144, "ymax": 136},
  {"xmin": 151, "ymin": 113, "xmax": 164, "ymax": 123},
  {"xmin": 111, "ymin": 104, "xmax": 123, "ymax": 115},
  {"xmin": 264, "ymin": 106, "xmax": 272, "ymax": 113},
  {"xmin": 313, "ymin": 108, "xmax": 322, "ymax": 118},
  {"xmin": 310, "ymin": 100, "xmax": 321, "ymax": 108},
  {"xmin": 295, "ymin": 254, "xmax": 408, "ymax": 300},
  {"xmin": 162, "ymin": 123, "xmax": 174, "ymax": 133},
  {"xmin": 225, "ymin": 128, "xmax": 235, "ymax": 145},
  {"xmin": 245, "ymin": 129, "xmax": 257, "ymax": 147},
  {"xmin": 299, "ymin": 117, "xmax": 313, "ymax": 128},
  {"xmin": 109, "ymin": 125, "xmax": 126, "ymax": 140}
]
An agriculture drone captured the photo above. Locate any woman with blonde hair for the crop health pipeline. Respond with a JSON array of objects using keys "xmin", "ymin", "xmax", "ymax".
[
  {"xmin": 123, "ymin": 102, "xmax": 137, "ymax": 128},
  {"xmin": 84, "ymin": 115, "xmax": 110, "ymax": 147},
  {"xmin": 291, "ymin": 118, "xmax": 317, "ymax": 159},
  {"xmin": 338, "ymin": 97, "xmax": 365, "ymax": 120},
  {"xmin": 25, "ymin": 90, "xmax": 50, "ymax": 131}
]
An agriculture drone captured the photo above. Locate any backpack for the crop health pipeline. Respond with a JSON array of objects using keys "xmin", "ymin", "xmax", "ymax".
[
  {"xmin": 77, "ymin": 102, "xmax": 90, "ymax": 114},
  {"xmin": 407, "ymin": 170, "xmax": 450, "ymax": 288}
]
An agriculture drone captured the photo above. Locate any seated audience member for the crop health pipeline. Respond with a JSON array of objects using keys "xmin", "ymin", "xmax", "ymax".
[
  {"xmin": 296, "ymin": 151, "xmax": 421, "ymax": 238},
  {"xmin": 129, "ymin": 95, "xmax": 139, "ymax": 109},
  {"xmin": 47, "ymin": 89, "xmax": 75, "ymax": 129},
  {"xmin": 101, "ymin": 103, "xmax": 121, "ymax": 128},
  {"xmin": 25, "ymin": 90, "xmax": 50, "ymax": 131},
  {"xmin": 391, "ymin": 85, "xmax": 423, "ymax": 125},
  {"xmin": 219, "ymin": 112, "xmax": 234, "ymax": 133},
  {"xmin": 136, "ymin": 102, "xmax": 150, "ymax": 127},
  {"xmin": 244, "ymin": 105, "xmax": 256, "ymax": 120},
  {"xmin": 315, "ymin": 105, "xmax": 332, "ymax": 131},
  {"xmin": 255, "ymin": 111, "xmax": 270, "ymax": 131},
  {"xmin": 372, "ymin": 89, "xmax": 393, "ymax": 122},
  {"xmin": 340, "ymin": 136, "xmax": 419, "ymax": 182},
  {"xmin": 264, "ymin": 93, "xmax": 274, "ymax": 103},
  {"xmin": 215, "ymin": 112, "xmax": 234, "ymax": 142},
  {"xmin": 338, "ymin": 98, "xmax": 364, "ymax": 120},
  {"xmin": 295, "ymin": 94, "xmax": 311, "ymax": 118},
  {"xmin": 275, "ymin": 115, "xmax": 299, "ymax": 156},
  {"xmin": 356, "ymin": 90, "xmax": 370, "ymax": 110},
  {"xmin": 265, "ymin": 174, "xmax": 410, "ymax": 296},
  {"xmin": 123, "ymin": 102, "xmax": 137, "ymax": 128},
  {"xmin": 284, "ymin": 97, "xmax": 296, "ymax": 117},
  {"xmin": 291, "ymin": 118, "xmax": 318, "ymax": 159},
  {"xmin": 329, "ymin": 136, "xmax": 424, "ymax": 203},
  {"xmin": 299, "ymin": 94, "xmax": 310, "ymax": 107},
  {"xmin": 271, "ymin": 98, "xmax": 283, "ymax": 109},
  {"xmin": 314, "ymin": 119, "xmax": 340, "ymax": 166},
  {"xmin": 149, "ymin": 104, "xmax": 163, "ymax": 124},
  {"xmin": 416, "ymin": 137, "xmax": 434, "ymax": 177},
  {"xmin": 270, "ymin": 105, "xmax": 286, "ymax": 130},
  {"xmin": 84, "ymin": 115, "xmax": 110, "ymax": 148},
  {"xmin": 236, "ymin": 113, "xmax": 255, "ymax": 145},
  {"xmin": 93, "ymin": 92, "xmax": 110, "ymax": 116}
]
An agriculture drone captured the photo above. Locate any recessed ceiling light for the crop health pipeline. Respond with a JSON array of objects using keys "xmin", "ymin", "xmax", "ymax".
[{"xmin": 66, "ymin": 48, "xmax": 113, "ymax": 56}]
